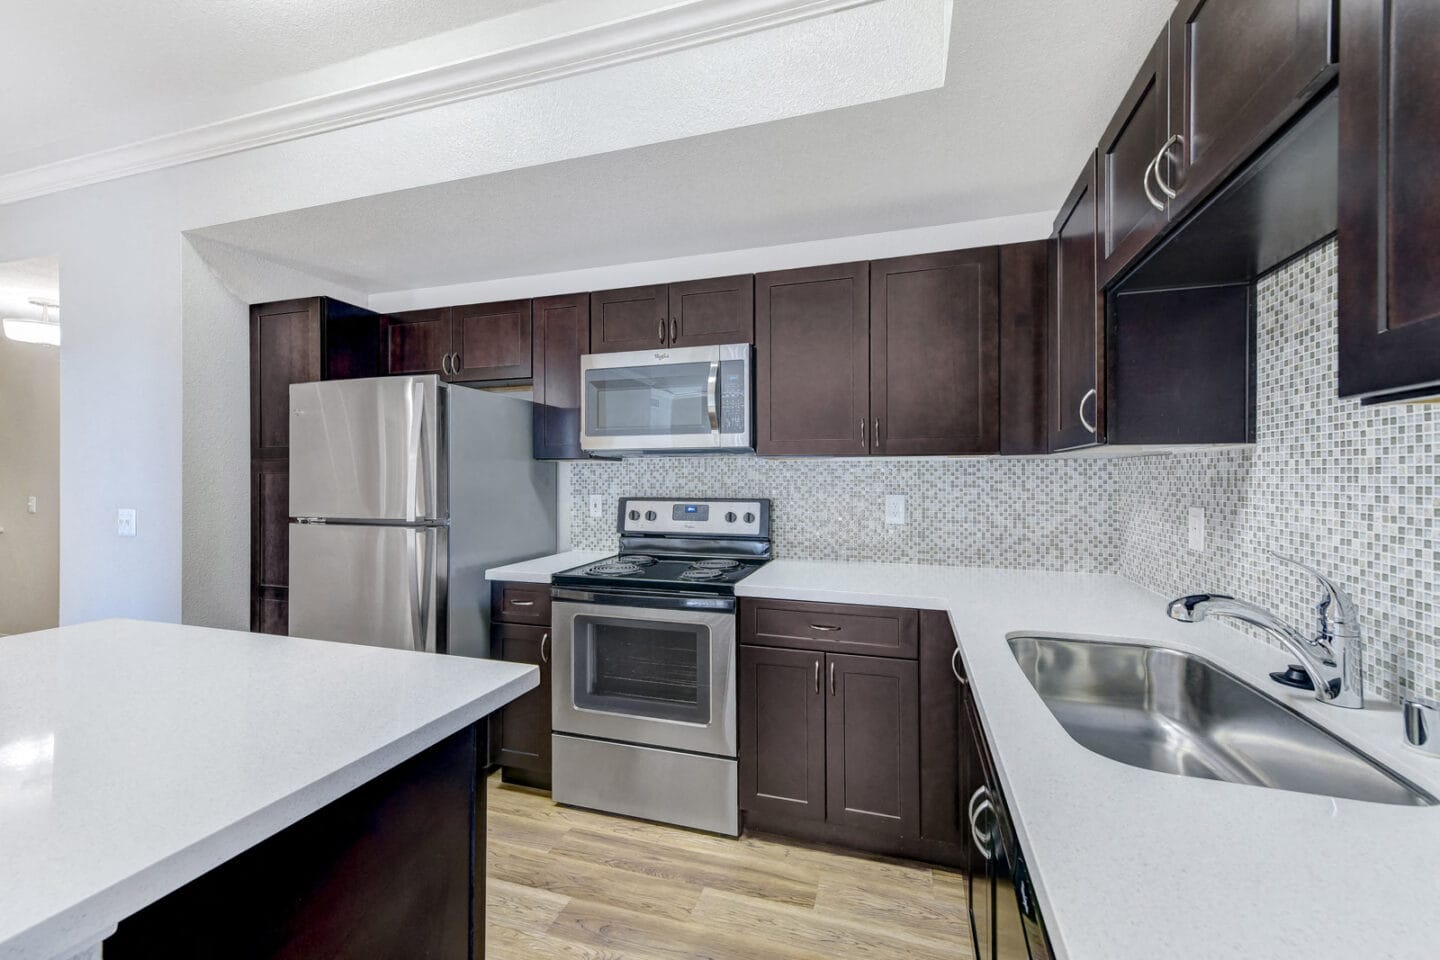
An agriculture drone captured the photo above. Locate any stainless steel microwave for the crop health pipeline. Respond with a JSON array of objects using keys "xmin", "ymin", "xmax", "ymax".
[{"xmin": 579, "ymin": 343, "xmax": 753, "ymax": 455}]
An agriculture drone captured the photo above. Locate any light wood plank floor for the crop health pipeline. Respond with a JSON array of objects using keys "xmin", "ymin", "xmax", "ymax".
[{"xmin": 485, "ymin": 773, "xmax": 974, "ymax": 960}]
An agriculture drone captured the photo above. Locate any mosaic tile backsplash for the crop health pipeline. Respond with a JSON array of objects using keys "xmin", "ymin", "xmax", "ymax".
[
  {"xmin": 1116, "ymin": 239, "xmax": 1439, "ymax": 701},
  {"xmin": 565, "ymin": 239, "xmax": 1438, "ymax": 700}
]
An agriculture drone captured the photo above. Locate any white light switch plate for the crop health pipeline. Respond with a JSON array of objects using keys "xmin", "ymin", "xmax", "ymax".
[
  {"xmin": 117, "ymin": 508, "xmax": 137, "ymax": 537},
  {"xmin": 884, "ymin": 494, "xmax": 906, "ymax": 525},
  {"xmin": 588, "ymin": 495, "xmax": 604, "ymax": 519},
  {"xmin": 26, "ymin": 496, "xmax": 36, "ymax": 514},
  {"xmin": 1187, "ymin": 507, "xmax": 1205, "ymax": 552}
]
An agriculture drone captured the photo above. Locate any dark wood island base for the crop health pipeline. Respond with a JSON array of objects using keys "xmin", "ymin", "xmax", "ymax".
[{"xmin": 104, "ymin": 724, "xmax": 485, "ymax": 960}]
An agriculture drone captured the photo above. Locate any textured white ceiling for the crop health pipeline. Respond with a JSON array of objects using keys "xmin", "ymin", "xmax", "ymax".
[
  {"xmin": 0, "ymin": 0, "xmax": 551, "ymax": 173},
  {"xmin": 195, "ymin": 0, "xmax": 1177, "ymax": 293}
]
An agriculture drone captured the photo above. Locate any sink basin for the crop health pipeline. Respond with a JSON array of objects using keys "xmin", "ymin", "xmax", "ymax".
[{"xmin": 1008, "ymin": 636, "xmax": 1435, "ymax": 806}]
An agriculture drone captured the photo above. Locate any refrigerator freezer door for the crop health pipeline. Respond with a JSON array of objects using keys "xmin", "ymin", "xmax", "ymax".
[
  {"xmin": 289, "ymin": 522, "xmax": 446, "ymax": 652},
  {"xmin": 289, "ymin": 376, "xmax": 443, "ymax": 522}
]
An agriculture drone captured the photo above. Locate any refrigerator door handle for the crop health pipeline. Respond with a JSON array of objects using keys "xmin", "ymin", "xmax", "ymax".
[
  {"xmin": 404, "ymin": 379, "xmax": 425, "ymax": 522},
  {"xmin": 405, "ymin": 527, "xmax": 431, "ymax": 652}
]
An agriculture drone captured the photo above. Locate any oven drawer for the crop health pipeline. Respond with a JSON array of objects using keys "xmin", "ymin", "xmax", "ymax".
[
  {"xmin": 491, "ymin": 581, "xmax": 552, "ymax": 626},
  {"xmin": 740, "ymin": 598, "xmax": 918, "ymax": 659}
]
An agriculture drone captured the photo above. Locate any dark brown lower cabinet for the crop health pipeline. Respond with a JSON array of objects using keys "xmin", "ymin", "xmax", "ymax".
[
  {"xmin": 825, "ymin": 653, "xmax": 919, "ymax": 834},
  {"xmin": 250, "ymin": 458, "xmax": 289, "ymax": 636},
  {"xmin": 106, "ymin": 724, "xmax": 485, "ymax": 960},
  {"xmin": 738, "ymin": 644, "xmax": 826, "ymax": 822},
  {"xmin": 490, "ymin": 622, "xmax": 552, "ymax": 785},
  {"xmin": 738, "ymin": 599, "xmax": 965, "ymax": 866}
]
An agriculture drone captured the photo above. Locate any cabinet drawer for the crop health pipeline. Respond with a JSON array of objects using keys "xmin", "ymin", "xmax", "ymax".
[
  {"xmin": 491, "ymin": 581, "xmax": 552, "ymax": 625},
  {"xmin": 741, "ymin": 598, "xmax": 918, "ymax": 659}
]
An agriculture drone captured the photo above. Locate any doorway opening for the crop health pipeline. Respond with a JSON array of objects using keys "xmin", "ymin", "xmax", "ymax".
[{"xmin": 0, "ymin": 256, "xmax": 60, "ymax": 634}]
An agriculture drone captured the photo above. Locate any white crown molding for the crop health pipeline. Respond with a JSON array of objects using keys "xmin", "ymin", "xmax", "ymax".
[{"xmin": 0, "ymin": 0, "xmax": 878, "ymax": 207}]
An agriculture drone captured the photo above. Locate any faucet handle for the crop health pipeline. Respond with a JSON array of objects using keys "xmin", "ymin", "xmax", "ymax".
[{"xmin": 1268, "ymin": 552, "xmax": 1358, "ymax": 634}]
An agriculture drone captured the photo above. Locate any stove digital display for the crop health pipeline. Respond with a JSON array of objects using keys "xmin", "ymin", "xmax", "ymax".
[{"xmin": 672, "ymin": 504, "xmax": 709, "ymax": 521}]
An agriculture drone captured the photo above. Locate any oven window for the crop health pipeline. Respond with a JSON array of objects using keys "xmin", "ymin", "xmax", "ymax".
[
  {"xmin": 574, "ymin": 616, "xmax": 712, "ymax": 725},
  {"xmin": 585, "ymin": 362, "xmax": 714, "ymax": 437}
]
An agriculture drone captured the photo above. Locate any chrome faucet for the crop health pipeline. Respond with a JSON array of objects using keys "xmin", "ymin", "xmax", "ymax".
[{"xmin": 1167, "ymin": 553, "xmax": 1364, "ymax": 709}]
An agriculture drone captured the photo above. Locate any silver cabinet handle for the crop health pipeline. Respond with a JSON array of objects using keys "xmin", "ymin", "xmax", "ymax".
[
  {"xmin": 1142, "ymin": 152, "xmax": 1165, "ymax": 212},
  {"xmin": 440, "ymin": 352, "xmax": 451, "ymax": 377},
  {"xmin": 510, "ymin": 599, "xmax": 535, "ymax": 607},
  {"xmin": 671, "ymin": 318, "xmax": 678, "ymax": 343},
  {"xmin": 1078, "ymin": 387, "xmax": 1097, "ymax": 435},
  {"xmin": 859, "ymin": 417, "xmax": 866, "ymax": 447},
  {"xmin": 810, "ymin": 623, "xmax": 842, "ymax": 632},
  {"xmin": 950, "ymin": 647, "xmax": 967, "ymax": 685},
  {"xmin": 873, "ymin": 417, "xmax": 880, "ymax": 450},
  {"xmin": 968, "ymin": 786, "xmax": 995, "ymax": 859},
  {"xmin": 540, "ymin": 632, "xmax": 550, "ymax": 664},
  {"xmin": 814, "ymin": 659, "xmax": 821, "ymax": 695},
  {"xmin": 829, "ymin": 661, "xmax": 836, "ymax": 696},
  {"xmin": 658, "ymin": 319, "xmax": 666, "ymax": 344},
  {"xmin": 1154, "ymin": 134, "xmax": 1183, "ymax": 199}
]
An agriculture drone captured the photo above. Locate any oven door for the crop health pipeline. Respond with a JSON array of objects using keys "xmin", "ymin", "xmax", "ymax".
[
  {"xmin": 551, "ymin": 599, "xmax": 737, "ymax": 757},
  {"xmin": 579, "ymin": 343, "xmax": 752, "ymax": 454}
]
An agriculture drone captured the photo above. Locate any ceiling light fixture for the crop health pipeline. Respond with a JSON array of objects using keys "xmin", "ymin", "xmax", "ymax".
[{"xmin": 2, "ymin": 297, "xmax": 61, "ymax": 346}]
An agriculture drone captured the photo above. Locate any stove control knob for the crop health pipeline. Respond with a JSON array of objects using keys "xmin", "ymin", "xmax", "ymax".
[
  {"xmin": 743, "ymin": 511, "xmax": 756, "ymax": 524},
  {"xmin": 628, "ymin": 509, "xmax": 640, "ymax": 521},
  {"xmin": 725, "ymin": 511, "xmax": 737, "ymax": 523},
  {"xmin": 645, "ymin": 510, "xmax": 657, "ymax": 521}
]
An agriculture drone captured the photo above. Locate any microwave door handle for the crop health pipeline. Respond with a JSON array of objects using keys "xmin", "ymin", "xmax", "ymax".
[{"xmin": 706, "ymin": 360, "xmax": 720, "ymax": 434}]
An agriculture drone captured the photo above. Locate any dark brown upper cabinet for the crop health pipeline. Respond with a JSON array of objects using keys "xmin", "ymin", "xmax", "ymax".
[
  {"xmin": 532, "ymin": 292, "xmax": 590, "ymax": 460},
  {"xmin": 451, "ymin": 300, "xmax": 532, "ymax": 382},
  {"xmin": 1049, "ymin": 156, "xmax": 1104, "ymax": 452},
  {"xmin": 998, "ymin": 241, "xmax": 1051, "ymax": 456},
  {"xmin": 589, "ymin": 284, "xmax": 668, "ymax": 353},
  {"xmin": 1096, "ymin": 28, "xmax": 1172, "ymax": 287},
  {"xmin": 383, "ymin": 307, "xmax": 451, "ymax": 377},
  {"xmin": 1338, "ymin": 0, "xmax": 1440, "ymax": 403},
  {"xmin": 870, "ymin": 249, "xmax": 1000, "ymax": 456},
  {"xmin": 755, "ymin": 262, "xmax": 870, "ymax": 456},
  {"xmin": 668, "ymin": 274, "xmax": 755, "ymax": 347},
  {"xmin": 1165, "ymin": 0, "xmax": 1338, "ymax": 222},
  {"xmin": 738, "ymin": 644, "xmax": 826, "ymax": 823},
  {"xmin": 251, "ymin": 299, "xmax": 324, "ymax": 459}
]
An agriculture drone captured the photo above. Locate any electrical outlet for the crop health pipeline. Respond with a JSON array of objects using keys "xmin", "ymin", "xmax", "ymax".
[
  {"xmin": 588, "ymin": 495, "xmax": 604, "ymax": 519},
  {"xmin": 884, "ymin": 494, "xmax": 906, "ymax": 525},
  {"xmin": 26, "ymin": 496, "xmax": 36, "ymax": 514},
  {"xmin": 1187, "ymin": 507, "xmax": 1205, "ymax": 552},
  {"xmin": 117, "ymin": 508, "xmax": 137, "ymax": 537}
]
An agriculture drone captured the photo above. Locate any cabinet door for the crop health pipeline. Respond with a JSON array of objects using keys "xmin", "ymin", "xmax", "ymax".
[
  {"xmin": 492, "ymin": 623, "xmax": 552, "ymax": 775},
  {"xmin": 755, "ymin": 262, "xmax": 870, "ymax": 456},
  {"xmin": 250, "ymin": 299, "xmax": 323, "ymax": 459},
  {"xmin": 1338, "ymin": 0, "xmax": 1440, "ymax": 401},
  {"xmin": 384, "ymin": 308, "xmax": 452, "ymax": 377},
  {"xmin": 739, "ymin": 645, "xmax": 826, "ymax": 823},
  {"xmin": 590, "ymin": 284, "xmax": 668, "ymax": 354},
  {"xmin": 870, "ymin": 249, "xmax": 999, "ymax": 455},
  {"xmin": 963, "ymin": 685, "xmax": 996, "ymax": 960},
  {"xmin": 998, "ymin": 241, "xmax": 1050, "ymax": 456},
  {"xmin": 250, "ymin": 458, "xmax": 289, "ymax": 635},
  {"xmin": 1096, "ymin": 29, "xmax": 1171, "ymax": 287},
  {"xmin": 668, "ymin": 275, "xmax": 754, "ymax": 347},
  {"xmin": 451, "ymin": 300, "xmax": 532, "ymax": 382},
  {"xmin": 532, "ymin": 293, "xmax": 590, "ymax": 460},
  {"xmin": 1049, "ymin": 156, "xmax": 1104, "ymax": 451},
  {"xmin": 825, "ymin": 653, "xmax": 919, "ymax": 837},
  {"xmin": 918, "ymin": 611, "xmax": 964, "ymax": 848},
  {"xmin": 1168, "ymin": 0, "xmax": 1337, "ymax": 221}
]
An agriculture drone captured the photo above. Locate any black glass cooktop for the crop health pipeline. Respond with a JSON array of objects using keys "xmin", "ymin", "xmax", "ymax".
[{"xmin": 553, "ymin": 553, "xmax": 768, "ymax": 595}]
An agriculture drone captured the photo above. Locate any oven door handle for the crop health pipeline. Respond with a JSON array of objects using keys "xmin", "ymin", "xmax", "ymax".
[
  {"xmin": 706, "ymin": 360, "xmax": 720, "ymax": 434},
  {"xmin": 551, "ymin": 587, "xmax": 735, "ymax": 612}
]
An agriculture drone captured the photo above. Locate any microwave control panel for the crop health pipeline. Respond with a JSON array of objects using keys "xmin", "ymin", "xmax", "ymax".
[
  {"xmin": 719, "ymin": 359, "xmax": 748, "ymax": 435},
  {"xmin": 619, "ymin": 498, "xmax": 769, "ymax": 538}
]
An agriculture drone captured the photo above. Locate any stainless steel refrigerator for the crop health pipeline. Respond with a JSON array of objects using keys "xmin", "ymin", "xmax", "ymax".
[{"xmin": 287, "ymin": 375, "xmax": 556, "ymax": 657}]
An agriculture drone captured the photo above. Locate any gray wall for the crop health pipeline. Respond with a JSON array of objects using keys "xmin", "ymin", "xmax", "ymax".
[{"xmin": 0, "ymin": 334, "xmax": 60, "ymax": 634}]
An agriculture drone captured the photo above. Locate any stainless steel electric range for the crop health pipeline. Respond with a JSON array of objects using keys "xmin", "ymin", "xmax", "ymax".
[{"xmin": 549, "ymin": 497, "xmax": 771, "ymax": 836}]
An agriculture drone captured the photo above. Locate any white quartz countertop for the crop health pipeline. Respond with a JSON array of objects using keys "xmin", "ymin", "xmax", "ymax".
[
  {"xmin": 737, "ymin": 561, "xmax": 1440, "ymax": 960},
  {"xmin": 486, "ymin": 549, "xmax": 609, "ymax": 583},
  {"xmin": 0, "ymin": 619, "xmax": 537, "ymax": 960}
]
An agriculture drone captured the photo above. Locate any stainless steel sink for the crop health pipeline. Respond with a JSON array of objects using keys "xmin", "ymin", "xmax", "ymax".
[{"xmin": 1008, "ymin": 636, "xmax": 1436, "ymax": 806}]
